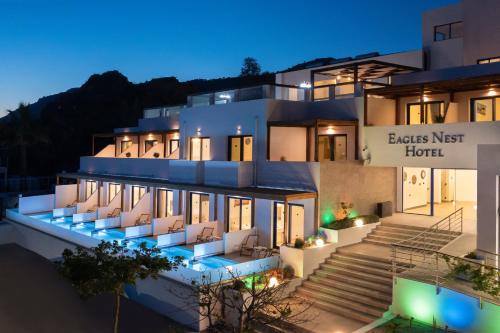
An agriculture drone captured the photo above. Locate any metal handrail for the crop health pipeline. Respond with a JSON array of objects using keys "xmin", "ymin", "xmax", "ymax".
[{"xmin": 393, "ymin": 207, "xmax": 463, "ymax": 251}]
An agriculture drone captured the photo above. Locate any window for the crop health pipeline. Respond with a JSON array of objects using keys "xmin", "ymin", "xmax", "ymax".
[
  {"xmin": 190, "ymin": 137, "xmax": 210, "ymax": 161},
  {"xmin": 169, "ymin": 139, "xmax": 179, "ymax": 154},
  {"xmin": 121, "ymin": 140, "xmax": 132, "ymax": 153},
  {"xmin": 317, "ymin": 135, "xmax": 347, "ymax": 161},
  {"xmin": 108, "ymin": 183, "xmax": 120, "ymax": 203},
  {"xmin": 407, "ymin": 102, "xmax": 445, "ymax": 124},
  {"xmin": 131, "ymin": 186, "xmax": 146, "ymax": 209},
  {"xmin": 227, "ymin": 197, "xmax": 252, "ymax": 232},
  {"xmin": 478, "ymin": 56, "xmax": 500, "ymax": 64},
  {"xmin": 471, "ymin": 97, "xmax": 500, "ymax": 122},
  {"xmin": 434, "ymin": 22, "xmax": 463, "ymax": 41},
  {"xmin": 144, "ymin": 139, "xmax": 158, "ymax": 153},
  {"xmin": 228, "ymin": 136, "xmax": 253, "ymax": 161},
  {"xmin": 190, "ymin": 192, "xmax": 209, "ymax": 224},
  {"xmin": 85, "ymin": 180, "xmax": 97, "ymax": 200},
  {"xmin": 157, "ymin": 189, "xmax": 174, "ymax": 218}
]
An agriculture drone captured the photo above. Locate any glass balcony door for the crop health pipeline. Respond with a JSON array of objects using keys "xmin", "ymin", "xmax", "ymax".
[
  {"xmin": 227, "ymin": 197, "xmax": 252, "ymax": 232},
  {"xmin": 229, "ymin": 136, "xmax": 253, "ymax": 161},
  {"xmin": 157, "ymin": 189, "xmax": 174, "ymax": 218},
  {"xmin": 273, "ymin": 202, "xmax": 305, "ymax": 248},
  {"xmin": 190, "ymin": 137, "xmax": 210, "ymax": 161},
  {"xmin": 190, "ymin": 192, "xmax": 210, "ymax": 224},
  {"xmin": 407, "ymin": 101, "xmax": 444, "ymax": 124},
  {"xmin": 318, "ymin": 135, "xmax": 347, "ymax": 161}
]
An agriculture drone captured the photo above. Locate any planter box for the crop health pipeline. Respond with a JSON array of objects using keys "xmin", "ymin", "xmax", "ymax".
[{"xmin": 320, "ymin": 222, "xmax": 380, "ymax": 247}]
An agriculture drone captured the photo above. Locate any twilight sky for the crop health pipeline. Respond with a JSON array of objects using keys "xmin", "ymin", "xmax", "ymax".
[{"xmin": 0, "ymin": 0, "xmax": 457, "ymax": 117}]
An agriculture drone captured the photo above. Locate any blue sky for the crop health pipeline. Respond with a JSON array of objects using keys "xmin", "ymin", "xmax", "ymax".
[{"xmin": 0, "ymin": 0, "xmax": 457, "ymax": 117}]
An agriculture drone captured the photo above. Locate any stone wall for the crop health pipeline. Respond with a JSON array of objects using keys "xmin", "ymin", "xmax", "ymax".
[{"xmin": 319, "ymin": 161, "xmax": 397, "ymax": 221}]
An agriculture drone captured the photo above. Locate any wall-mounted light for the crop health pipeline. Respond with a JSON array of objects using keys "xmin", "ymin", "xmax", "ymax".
[
  {"xmin": 336, "ymin": 75, "xmax": 342, "ymax": 80},
  {"xmin": 299, "ymin": 81, "xmax": 311, "ymax": 89},
  {"xmin": 423, "ymin": 95, "xmax": 430, "ymax": 102},
  {"xmin": 326, "ymin": 125, "xmax": 334, "ymax": 135},
  {"xmin": 487, "ymin": 88, "xmax": 496, "ymax": 96},
  {"xmin": 196, "ymin": 127, "xmax": 201, "ymax": 136},
  {"xmin": 236, "ymin": 125, "xmax": 242, "ymax": 135},
  {"xmin": 219, "ymin": 94, "xmax": 231, "ymax": 99},
  {"xmin": 124, "ymin": 136, "xmax": 129, "ymax": 141},
  {"xmin": 268, "ymin": 276, "xmax": 279, "ymax": 287}
]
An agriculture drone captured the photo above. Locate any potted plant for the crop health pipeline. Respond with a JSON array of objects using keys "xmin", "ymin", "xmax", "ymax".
[
  {"xmin": 294, "ymin": 238, "xmax": 305, "ymax": 249},
  {"xmin": 464, "ymin": 251, "xmax": 485, "ymax": 265}
]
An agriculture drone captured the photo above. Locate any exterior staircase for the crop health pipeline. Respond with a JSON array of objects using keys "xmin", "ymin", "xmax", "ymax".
[
  {"xmin": 295, "ymin": 212, "xmax": 463, "ymax": 324},
  {"xmin": 363, "ymin": 222, "xmax": 460, "ymax": 250}
]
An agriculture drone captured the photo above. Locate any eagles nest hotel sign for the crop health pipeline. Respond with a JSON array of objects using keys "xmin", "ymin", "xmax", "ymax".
[
  {"xmin": 364, "ymin": 122, "xmax": 500, "ymax": 169},
  {"xmin": 388, "ymin": 131, "xmax": 465, "ymax": 157}
]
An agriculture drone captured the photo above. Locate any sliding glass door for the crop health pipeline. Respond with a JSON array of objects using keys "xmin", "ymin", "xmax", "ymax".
[
  {"xmin": 108, "ymin": 183, "xmax": 120, "ymax": 203},
  {"xmin": 273, "ymin": 203, "xmax": 305, "ymax": 248},
  {"xmin": 228, "ymin": 136, "xmax": 253, "ymax": 161},
  {"xmin": 85, "ymin": 180, "xmax": 97, "ymax": 200},
  {"xmin": 131, "ymin": 186, "xmax": 146, "ymax": 209},
  {"xmin": 157, "ymin": 189, "xmax": 174, "ymax": 218},
  {"xmin": 190, "ymin": 192, "xmax": 210, "ymax": 224},
  {"xmin": 318, "ymin": 135, "xmax": 347, "ymax": 161},
  {"xmin": 227, "ymin": 197, "xmax": 252, "ymax": 232},
  {"xmin": 190, "ymin": 137, "xmax": 210, "ymax": 161}
]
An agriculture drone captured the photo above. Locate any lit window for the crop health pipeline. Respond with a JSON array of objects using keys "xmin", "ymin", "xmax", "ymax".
[{"xmin": 478, "ymin": 56, "xmax": 500, "ymax": 64}]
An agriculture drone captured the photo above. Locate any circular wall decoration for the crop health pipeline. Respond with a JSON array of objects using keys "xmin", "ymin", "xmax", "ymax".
[
  {"xmin": 244, "ymin": 138, "xmax": 251, "ymax": 145},
  {"xmin": 421, "ymin": 170, "xmax": 426, "ymax": 179},
  {"xmin": 403, "ymin": 172, "xmax": 407, "ymax": 181},
  {"xmin": 411, "ymin": 175, "xmax": 417, "ymax": 184}
]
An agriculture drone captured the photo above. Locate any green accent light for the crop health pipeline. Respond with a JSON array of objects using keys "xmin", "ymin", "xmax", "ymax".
[
  {"xmin": 347, "ymin": 209, "xmax": 358, "ymax": 219},
  {"xmin": 322, "ymin": 210, "xmax": 335, "ymax": 224}
]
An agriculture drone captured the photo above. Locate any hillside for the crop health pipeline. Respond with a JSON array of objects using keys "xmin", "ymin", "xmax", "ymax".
[{"xmin": 0, "ymin": 71, "xmax": 274, "ymax": 176}]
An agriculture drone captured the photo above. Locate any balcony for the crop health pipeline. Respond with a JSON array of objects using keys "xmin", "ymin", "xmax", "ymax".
[{"xmin": 79, "ymin": 157, "xmax": 255, "ymax": 188}]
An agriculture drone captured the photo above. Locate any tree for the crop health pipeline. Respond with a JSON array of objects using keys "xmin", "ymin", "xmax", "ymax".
[
  {"xmin": 57, "ymin": 240, "xmax": 182, "ymax": 333},
  {"xmin": 240, "ymin": 57, "xmax": 261, "ymax": 76},
  {"xmin": 0, "ymin": 103, "xmax": 49, "ymax": 175},
  {"xmin": 181, "ymin": 269, "xmax": 314, "ymax": 332}
]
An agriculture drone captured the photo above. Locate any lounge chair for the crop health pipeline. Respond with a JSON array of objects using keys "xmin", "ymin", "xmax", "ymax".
[
  {"xmin": 167, "ymin": 220, "xmax": 183, "ymax": 233},
  {"xmin": 66, "ymin": 200, "xmax": 77, "ymax": 208},
  {"xmin": 87, "ymin": 205, "xmax": 97, "ymax": 213},
  {"xmin": 196, "ymin": 227, "xmax": 214, "ymax": 243},
  {"xmin": 135, "ymin": 213, "xmax": 151, "ymax": 226},
  {"xmin": 107, "ymin": 208, "xmax": 121, "ymax": 218},
  {"xmin": 240, "ymin": 234, "xmax": 258, "ymax": 256}
]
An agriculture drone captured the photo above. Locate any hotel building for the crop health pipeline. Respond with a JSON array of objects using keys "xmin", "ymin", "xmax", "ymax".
[{"xmin": 3, "ymin": 0, "xmax": 500, "ymax": 331}]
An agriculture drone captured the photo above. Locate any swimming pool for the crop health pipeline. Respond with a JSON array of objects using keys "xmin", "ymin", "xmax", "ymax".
[{"xmin": 27, "ymin": 212, "xmax": 236, "ymax": 270}]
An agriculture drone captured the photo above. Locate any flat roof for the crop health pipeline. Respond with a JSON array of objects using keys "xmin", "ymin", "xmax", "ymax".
[
  {"xmin": 57, "ymin": 172, "xmax": 317, "ymax": 201},
  {"xmin": 312, "ymin": 60, "xmax": 420, "ymax": 81}
]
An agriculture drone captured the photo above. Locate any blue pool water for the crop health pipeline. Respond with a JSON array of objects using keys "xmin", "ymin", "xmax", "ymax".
[{"xmin": 27, "ymin": 212, "xmax": 236, "ymax": 271}]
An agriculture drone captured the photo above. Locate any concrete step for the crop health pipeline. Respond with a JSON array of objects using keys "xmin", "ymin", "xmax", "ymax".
[
  {"xmin": 295, "ymin": 295, "xmax": 378, "ymax": 324},
  {"xmin": 319, "ymin": 263, "xmax": 393, "ymax": 285},
  {"xmin": 302, "ymin": 280, "xmax": 390, "ymax": 309},
  {"xmin": 325, "ymin": 258, "xmax": 393, "ymax": 278},
  {"xmin": 366, "ymin": 234, "xmax": 449, "ymax": 247},
  {"xmin": 380, "ymin": 223, "xmax": 460, "ymax": 236},
  {"xmin": 330, "ymin": 253, "xmax": 396, "ymax": 271},
  {"xmin": 296, "ymin": 287, "xmax": 386, "ymax": 318},
  {"xmin": 336, "ymin": 247, "xmax": 392, "ymax": 264},
  {"xmin": 315, "ymin": 268, "xmax": 393, "ymax": 290},
  {"xmin": 363, "ymin": 238, "xmax": 443, "ymax": 250},
  {"xmin": 372, "ymin": 229, "xmax": 456, "ymax": 242},
  {"xmin": 308, "ymin": 275, "xmax": 392, "ymax": 302}
]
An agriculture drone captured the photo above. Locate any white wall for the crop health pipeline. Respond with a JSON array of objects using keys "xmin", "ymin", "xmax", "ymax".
[
  {"xmin": 476, "ymin": 144, "xmax": 500, "ymax": 254},
  {"xmin": 18, "ymin": 194, "xmax": 55, "ymax": 214},
  {"xmin": 269, "ymin": 127, "xmax": 307, "ymax": 161},
  {"xmin": 54, "ymin": 184, "xmax": 77, "ymax": 208},
  {"xmin": 364, "ymin": 121, "xmax": 500, "ymax": 169},
  {"xmin": 455, "ymin": 169, "xmax": 477, "ymax": 202},
  {"xmin": 120, "ymin": 192, "xmax": 152, "ymax": 227},
  {"xmin": 402, "ymin": 167, "xmax": 430, "ymax": 210}
]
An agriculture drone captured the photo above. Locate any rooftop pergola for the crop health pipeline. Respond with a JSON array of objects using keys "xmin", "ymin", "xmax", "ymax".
[
  {"xmin": 365, "ymin": 73, "xmax": 500, "ymax": 98},
  {"xmin": 311, "ymin": 60, "xmax": 420, "ymax": 84}
]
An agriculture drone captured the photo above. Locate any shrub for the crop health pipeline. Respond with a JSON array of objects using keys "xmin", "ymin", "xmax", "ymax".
[
  {"xmin": 282, "ymin": 265, "xmax": 295, "ymax": 279},
  {"xmin": 294, "ymin": 238, "xmax": 305, "ymax": 249}
]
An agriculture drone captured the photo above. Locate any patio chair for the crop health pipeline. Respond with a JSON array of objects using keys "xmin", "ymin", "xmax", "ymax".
[
  {"xmin": 107, "ymin": 208, "xmax": 121, "ymax": 218},
  {"xmin": 66, "ymin": 200, "xmax": 77, "ymax": 208},
  {"xmin": 87, "ymin": 205, "xmax": 97, "ymax": 213},
  {"xmin": 167, "ymin": 220, "xmax": 184, "ymax": 233},
  {"xmin": 196, "ymin": 227, "xmax": 214, "ymax": 243},
  {"xmin": 240, "ymin": 234, "xmax": 258, "ymax": 256},
  {"xmin": 135, "ymin": 213, "xmax": 151, "ymax": 226}
]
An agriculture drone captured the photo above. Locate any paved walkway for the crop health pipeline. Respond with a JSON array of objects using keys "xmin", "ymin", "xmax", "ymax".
[{"xmin": 0, "ymin": 243, "xmax": 189, "ymax": 333}]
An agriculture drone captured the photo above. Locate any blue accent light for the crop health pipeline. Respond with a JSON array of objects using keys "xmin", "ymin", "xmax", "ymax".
[{"xmin": 439, "ymin": 288, "xmax": 478, "ymax": 330}]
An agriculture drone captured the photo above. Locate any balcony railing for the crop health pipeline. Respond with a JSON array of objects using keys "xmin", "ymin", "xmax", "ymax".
[
  {"xmin": 313, "ymin": 81, "xmax": 389, "ymax": 101},
  {"xmin": 143, "ymin": 105, "xmax": 184, "ymax": 119},
  {"xmin": 187, "ymin": 84, "xmax": 310, "ymax": 107}
]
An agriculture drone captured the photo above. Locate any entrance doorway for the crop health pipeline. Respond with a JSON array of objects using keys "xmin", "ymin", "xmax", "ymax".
[
  {"xmin": 402, "ymin": 167, "xmax": 477, "ymax": 220},
  {"xmin": 273, "ymin": 203, "xmax": 305, "ymax": 248},
  {"xmin": 318, "ymin": 135, "xmax": 347, "ymax": 161}
]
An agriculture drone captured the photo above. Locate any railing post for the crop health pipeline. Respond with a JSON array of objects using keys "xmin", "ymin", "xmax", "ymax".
[{"xmin": 435, "ymin": 253, "xmax": 439, "ymax": 288}]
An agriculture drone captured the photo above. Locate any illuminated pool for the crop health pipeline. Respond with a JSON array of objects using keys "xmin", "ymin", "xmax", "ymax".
[{"xmin": 27, "ymin": 212, "xmax": 236, "ymax": 271}]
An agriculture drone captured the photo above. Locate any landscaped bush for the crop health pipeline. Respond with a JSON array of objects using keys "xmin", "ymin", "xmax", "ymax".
[
  {"xmin": 321, "ymin": 214, "xmax": 379, "ymax": 230},
  {"xmin": 282, "ymin": 265, "xmax": 295, "ymax": 279},
  {"xmin": 294, "ymin": 238, "xmax": 305, "ymax": 249}
]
